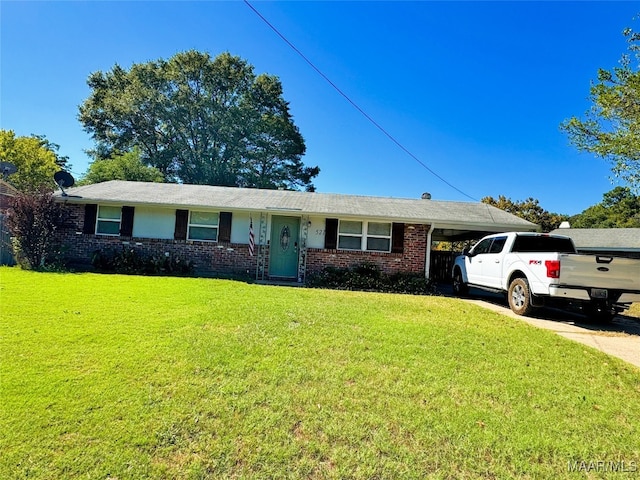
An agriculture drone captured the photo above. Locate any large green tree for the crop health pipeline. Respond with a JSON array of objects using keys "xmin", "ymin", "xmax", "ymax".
[
  {"xmin": 569, "ymin": 186, "xmax": 640, "ymax": 228},
  {"xmin": 79, "ymin": 148, "xmax": 164, "ymax": 185},
  {"xmin": 79, "ymin": 51, "xmax": 319, "ymax": 191},
  {"xmin": 481, "ymin": 196, "xmax": 568, "ymax": 233},
  {"xmin": 0, "ymin": 130, "xmax": 68, "ymax": 192},
  {"xmin": 561, "ymin": 26, "xmax": 640, "ymax": 191}
]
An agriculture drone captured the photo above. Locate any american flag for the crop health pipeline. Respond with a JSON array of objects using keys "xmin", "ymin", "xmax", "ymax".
[{"xmin": 248, "ymin": 217, "xmax": 255, "ymax": 257}]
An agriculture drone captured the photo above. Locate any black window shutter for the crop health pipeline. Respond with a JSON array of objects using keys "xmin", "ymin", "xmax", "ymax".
[
  {"xmin": 391, "ymin": 223, "xmax": 404, "ymax": 253},
  {"xmin": 219, "ymin": 212, "xmax": 232, "ymax": 242},
  {"xmin": 174, "ymin": 209, "xmax": 189, "ymax": 240},
  {"xmin": 83, "ymin": 204, "xmax": 98, "ymax": 234},
  {"xmin": 120, "ymin": 206, "xmax": 135, "ymax": 237},
  {"xmin": 324, "ymin": 218, "xmax": 338, "ymax": 249}
]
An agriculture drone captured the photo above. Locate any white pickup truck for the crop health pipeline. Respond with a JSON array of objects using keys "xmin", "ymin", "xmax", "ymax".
[{"xmin": 452, "ymin": 232, "xmax": 640, "ymax": 321}]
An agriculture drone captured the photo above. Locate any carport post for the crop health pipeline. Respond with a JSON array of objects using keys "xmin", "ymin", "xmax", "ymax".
[{"xmin": 424, "ymin": 223, "xmax": 436, "ymax": 279}]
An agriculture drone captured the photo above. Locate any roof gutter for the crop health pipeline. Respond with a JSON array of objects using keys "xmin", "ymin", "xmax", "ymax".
[{"xmin": 424, "ymin": 223, "xmax": 436, "ymax": 279}]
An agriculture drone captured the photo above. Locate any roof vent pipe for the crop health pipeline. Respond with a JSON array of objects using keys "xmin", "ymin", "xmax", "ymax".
[{"xmin": 421, "ymin": 192, "xmax": 431, "ymax": 200}]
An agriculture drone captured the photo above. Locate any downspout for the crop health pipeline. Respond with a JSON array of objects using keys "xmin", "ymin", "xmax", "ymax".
[{"xmin": 424, "ymin": 223, "xmax": 436, "ymax": 279}]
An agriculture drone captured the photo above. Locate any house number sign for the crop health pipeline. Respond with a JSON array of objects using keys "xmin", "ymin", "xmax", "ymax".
[{"xmin": 280, "ymin": 226, "xmax": 291, "ymax": 251}]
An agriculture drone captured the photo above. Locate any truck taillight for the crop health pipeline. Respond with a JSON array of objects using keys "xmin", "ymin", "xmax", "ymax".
[{"xmin": 545, "ymin": 260, "xmax": 560, "ymax": 279}]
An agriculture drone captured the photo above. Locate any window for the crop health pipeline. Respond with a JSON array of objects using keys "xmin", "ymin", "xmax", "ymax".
[
  {"xmin": 338, "ymin": 220, "xmax": 362, "ymax": 250},
  {"xmin": 489, "ymin": 236, "xmax": 507, "ymax": 253},
  {"xmin": 512, "ymin": 235, "xmax": 575, "ymax": 254},
  {"xmin": 188, "ymin": 211, "xmax": 219, "ymax": 241},
  {"xmin": 366, "ymin": 222, "xmax": 391, "ymax": 252},
  {"xmin": 471, "ymin": 238, "xmax": 492, "ymax": 255},
  {"xmin": 96, "ymin": 205, "xmax": 121, "ymax": 235},
  {"xmin": 337, "ymin": 220, "xmax": 392, "ymax": 252}
]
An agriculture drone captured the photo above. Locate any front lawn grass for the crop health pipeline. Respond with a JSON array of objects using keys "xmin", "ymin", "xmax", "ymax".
[
  {"xmin": 628, "ymin": 303, "xmax": 640, "ymax": 318},
  {"xmin": 1, "ymin": 267, "xmax": 639, "ymax": 479}
]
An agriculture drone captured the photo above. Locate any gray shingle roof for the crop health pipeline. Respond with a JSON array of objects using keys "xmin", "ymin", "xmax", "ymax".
[
  {"xmin": 550, "ymin": 228, "xmax": 640, "ymax": 250},
  {"xmin": 58, "ymin": 180, "xmax": 537, "ymax": 230}
]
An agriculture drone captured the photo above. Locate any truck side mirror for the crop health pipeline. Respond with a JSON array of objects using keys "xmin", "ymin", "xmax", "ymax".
[{"xmin": 462, "ymin": 248, "xmax": 471, "ymax": 257}]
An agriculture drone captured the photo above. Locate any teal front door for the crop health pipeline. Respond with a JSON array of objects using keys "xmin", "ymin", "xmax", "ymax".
[{"xmin": 269, "ymin": 216, "xmax": 300, "ymax": 278}]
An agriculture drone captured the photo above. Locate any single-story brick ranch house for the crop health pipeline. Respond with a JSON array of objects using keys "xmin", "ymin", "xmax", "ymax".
[{"xmin": 53, "ymin": 180, "xmax": 537, "ymax": 282}]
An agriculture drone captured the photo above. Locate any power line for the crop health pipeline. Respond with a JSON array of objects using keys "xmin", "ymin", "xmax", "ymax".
[{"xmin": 244, "ymin": 0, "xmax": 477, "ymax": 201}]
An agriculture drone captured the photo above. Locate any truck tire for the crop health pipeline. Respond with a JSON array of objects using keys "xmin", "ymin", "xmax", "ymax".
[
  {"xmin": 508, "ymin": 277, "xmax": 535, "ymax": 316},
  {"xmin": 452, "ymin": 268, "xmax": 468, "ymax": 297}
]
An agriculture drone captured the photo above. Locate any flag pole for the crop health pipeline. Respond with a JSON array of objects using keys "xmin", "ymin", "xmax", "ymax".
[{"xmin": 249, "ymin": 215, "xmax": 255, "ymax": 257}]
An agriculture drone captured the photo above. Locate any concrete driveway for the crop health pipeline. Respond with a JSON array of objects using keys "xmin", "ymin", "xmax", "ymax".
[{"xmin": 444, "ymin": 286, "xmax": 640, "ymax": 369}]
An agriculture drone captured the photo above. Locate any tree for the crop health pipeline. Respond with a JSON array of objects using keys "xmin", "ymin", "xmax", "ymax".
[
  {"xmin": 481, "ymin": 196, "xmax": 568, "ymax": 233},
  {"xmin": 78, "ymin": 51, "xmax": 319, "ymax": 191},
  {"xmin": 0, "ymin": 130, "xmax": 65, "ymax": 192},
  {"xmin": 569, "ymin": 186, "xmax": 640, "ymax": 228},
  {"xmin": 5, "ymin": 189, "xmax": 67, "ymax": 269},
  {"xmin": 79, "ymin": 148, "xmax": 164, "ymax": 185},
  {"xmin": 561, "ymin": 26, "xmax": 640, "ymax": 191},
  {"xmin": 31, "ymin": 134, "xmax": 71, "ymax": 171}
]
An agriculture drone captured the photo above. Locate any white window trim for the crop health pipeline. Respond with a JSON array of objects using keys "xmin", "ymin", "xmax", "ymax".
[
  {"xmin": 338, "ymin": 220, "xmax": 392, "ymax": 253},
  {"xmin": 187, "ymin": 211, "xmax": 219, "ymax": 242},
  {"xmin": 96, "ymin": 205, "xmax": 121, "ymax": 236}
]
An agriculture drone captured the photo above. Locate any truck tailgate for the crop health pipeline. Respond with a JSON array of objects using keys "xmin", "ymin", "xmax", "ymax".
[{"xmin": 558, "ymin": 254, "xmax": 640, "ymax": 291}]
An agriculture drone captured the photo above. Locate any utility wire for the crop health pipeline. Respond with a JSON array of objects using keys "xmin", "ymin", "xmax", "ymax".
[{"xmin": 244, "ymin": 0, "xmax": 477, "ymax": 201}]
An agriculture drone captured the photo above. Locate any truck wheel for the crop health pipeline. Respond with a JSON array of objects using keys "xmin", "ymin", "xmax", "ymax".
[
  {"xmin": 508, "ymin": 277, "xmax": 535, "ymax": 316},
  {"xmin": 452, "ymin": 269, "xmax": 468, "ymax": 297}
]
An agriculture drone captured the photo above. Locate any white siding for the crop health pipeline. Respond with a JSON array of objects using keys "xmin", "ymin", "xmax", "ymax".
[
  {"xmin": 129, "ymin": 208, "xmax": 328, "ymax": 247},
  {"xmin": 230, "ymin": 212, "xmax": 251, "ymax": 244},
  {"xmin": 307, "ymin": 216, "xmax": 325, "ymax": 249}
]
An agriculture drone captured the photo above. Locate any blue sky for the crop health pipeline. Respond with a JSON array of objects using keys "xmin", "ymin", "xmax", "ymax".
[{"xmin": 1, "ymin": 1, "xmax": 637, "ymax": 215}]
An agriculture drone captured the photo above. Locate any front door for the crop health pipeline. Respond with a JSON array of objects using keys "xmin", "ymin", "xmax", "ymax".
[{"xmin": 269, "ymin": 216, "xmax": 300, "ymax": 278}]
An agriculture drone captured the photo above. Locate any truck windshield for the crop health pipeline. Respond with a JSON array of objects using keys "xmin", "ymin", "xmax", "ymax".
[{"xmin": 511, "ymin": 235, "xmax": 576, "ymax": 254}]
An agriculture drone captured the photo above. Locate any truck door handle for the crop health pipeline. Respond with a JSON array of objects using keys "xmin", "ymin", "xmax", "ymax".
[
  {"xmin": 596, "ymin": 256, "xmax": 613, "ymax": 264},
  {"xmin": 494, "ymin": 259, "xmax": 500, "ymax": 263}
]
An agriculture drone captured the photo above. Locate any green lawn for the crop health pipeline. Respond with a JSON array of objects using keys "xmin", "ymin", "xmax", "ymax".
[{"xmin": 1, "ymin": 267, "xmax": 639, "ymax": 479}]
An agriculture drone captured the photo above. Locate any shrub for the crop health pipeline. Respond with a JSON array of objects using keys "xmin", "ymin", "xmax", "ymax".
[
  {"xmin": 5, "ymin": 189, "xmax": 68, "ymax": 270},
  {"xmin": 307, "ymin": 263, "xmax": 438, "ymax": 295},
  {"xmin": 91, "ymin": 246, "xmax": 195, "ymax": 276}
]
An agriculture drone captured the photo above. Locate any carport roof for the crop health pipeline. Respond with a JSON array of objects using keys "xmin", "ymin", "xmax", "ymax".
[{"xmin": 57, "ymin": 180, "xmax": 537, "ymax": 232}]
